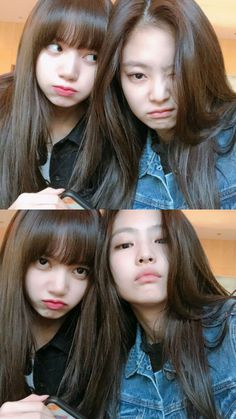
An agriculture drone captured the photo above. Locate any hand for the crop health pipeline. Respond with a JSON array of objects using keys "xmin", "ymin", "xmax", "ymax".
[
  {"xmin": 8, "ymin": 188, "xmax": 68, "ymax": 209},
  {"xmin": 0, "ymin": 394, "xmax": 54, "ymax": 418}
]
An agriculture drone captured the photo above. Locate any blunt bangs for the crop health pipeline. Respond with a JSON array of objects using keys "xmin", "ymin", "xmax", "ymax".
[
  {"xmin": 39, "ymin": 215, "xmax": 98, "ymax": 266},
  {"xmin": 10, "ymin": 210, "xmax": 99, "ymax": 271},
  {"xmin": 36, "ymin": 0, "xmax": 110, "ymax": 52}
]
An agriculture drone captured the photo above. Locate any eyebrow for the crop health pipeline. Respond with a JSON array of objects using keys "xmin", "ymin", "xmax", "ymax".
[
  {"xmin": 122, "ymin": 61, "xmax": 174, "ymax": 72},
  {"xmin": 111, "ymin": 223, "xmax": 162, "ymax": 238},
  {"xmin": 122, "ymin": 61, "xmax": 151, "ymax": 70}
]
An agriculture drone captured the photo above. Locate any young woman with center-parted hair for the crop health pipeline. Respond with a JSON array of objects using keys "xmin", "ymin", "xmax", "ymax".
[
  {"xmin": 0, "ymin": 210, "xmax": 102, "ymax": 418},
  {"xmin": 74, "ymin": 0, "xmax": 236, "ymax": 209},
  {"xmin": 0, "ymin": 0, "xmax": 112, "ymax": 209},
  {"xmin": 95, "ymin": 210, "xmax": 236, "ymax": 418}
]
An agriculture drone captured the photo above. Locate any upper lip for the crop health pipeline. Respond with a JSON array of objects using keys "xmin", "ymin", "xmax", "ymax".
[
  {"xmin": 43, "ymin": 299, "xmax": 67, "ymax": 305},
  {"xmin": 135, "ymin": 269, "xmax": 161, "ymax": 282},
  {"xmin": 148, "ymin": 108, "xmax": 174, "ymax": 114},
  {"xmin": 53, "ymin": 85, "xmax": 77, "ymax": 92}
]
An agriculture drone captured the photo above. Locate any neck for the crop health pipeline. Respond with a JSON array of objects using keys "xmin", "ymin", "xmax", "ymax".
[
  {"xmin": 132, "ymin": 303, "xmax": 166, "ymax": 343},
  {"xmin": 49, "ymin": 102, "xmax": 87, "ymax": 145},
  {"xmin": 31, "ymin": 314, "xmax": 65, "ymax": 350},
  {"xmin": 155, "ymin": 128, "xmax": 174, "ymax": 143}
]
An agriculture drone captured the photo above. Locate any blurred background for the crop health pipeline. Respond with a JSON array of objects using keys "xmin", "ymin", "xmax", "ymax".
[
  {"xmin": 0, "ymin": 0, "xmax": 235, "ymax": 90},
  {"xmin": 0, "ymin": 210, "xmax": 236, "ymax": 293},
  {"xmin": 182, "ymin": 210, "xmax": 236, "ymax": 293}
]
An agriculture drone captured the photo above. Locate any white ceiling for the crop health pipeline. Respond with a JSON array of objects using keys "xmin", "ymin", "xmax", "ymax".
[
  {"xmin": 0, "ymin": 0, "xmax": 235, "ymax": 39},
  {"xmin": 0, "ymin": 210, "xmax": 236, "ymax": 241}
]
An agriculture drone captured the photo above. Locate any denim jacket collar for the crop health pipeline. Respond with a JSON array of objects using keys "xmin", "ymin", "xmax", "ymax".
[
  {"xmin": 138, "ymin": 133, "xmax": 162, "ymax": 178},
  {"xmin": 125, "ymin": 326, "xmax": 176, "ymax": 379}
]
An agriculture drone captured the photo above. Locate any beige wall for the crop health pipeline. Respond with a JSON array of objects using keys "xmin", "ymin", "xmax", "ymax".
[
  {"xmin": 201, "ymin": 239, "xmax": 236, "ymax": 278},
  {"xmin": 0, "ymin": 229, "xmax": 5, "ymax": 243},
  {"xmin": 219, "ymin": 39, "xmax": 236, "ymax": 74},
  {"xmin": 0, "ymin": 22, "xmax": 24, "ymax": 74}
]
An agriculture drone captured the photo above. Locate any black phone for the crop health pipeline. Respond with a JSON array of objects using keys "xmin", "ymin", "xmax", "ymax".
[
  {"xmin": 45, "ymin": 396, "xmax": 86, "ymax": 419},
  {"xmin": 60, "ymin": 190, "xmax": 92, "ymax": 209}
]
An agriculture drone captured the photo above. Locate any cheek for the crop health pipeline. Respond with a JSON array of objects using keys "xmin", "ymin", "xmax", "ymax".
[
  {"xmin": 36, "ymin": 54, "xmax": 54, "ymax": 87},
  {"xmin": 71, "ymin": 281, "xmax": 88, "ymax": 304},
  {"xmin": 82, "ymin": 66, "xmax": 97, "ymax": 91},
  {"xmin": 24, "ymin": 270, "xmax": 35, "ymax": 298},
  {"xmin": 120, "ymin": 75, "xmax": 132, "ymax": 102},
  {"xmin": 109, "ymin": 253, "xmax": 123, "ymax": 277},
  {"xmin": 25, "ymin": 283, "xmax": 38, "ymax": 307},
  {"xmin": 36, "ymin": 58, "xmax": 46, "ymax": 87},
  {"xmin": 121, "ymin": 84, "xmax": 143, "ymax": 114}
]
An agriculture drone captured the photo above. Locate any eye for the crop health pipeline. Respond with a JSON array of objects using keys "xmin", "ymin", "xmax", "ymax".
[
  {"xmin": 115, "ymin": 242, "xmax": 133, "ymax": 250},
  {"xmin": 36, "ymin": 257, "xmax": 50, "ymax": 269},
  {"xmin": 128, "ymin": 73, "xmax": 145, "ymax": 81},
  {"xmin": 47, "ymin": 43, "xmax": 63, "ymax": 53},
  {"xmin": 85, "ymin": 53, "xmax": 98, "ymax": 63},
  {"xmin": 39, "ymin": 257, "xmax": 48, "ymax": 265},
  {"xmin": 73, "ymin": 266, "xmax": 90, "ymax": 280},
  {"xmin": 155, "ymin": 238, "xmax": 167, "ymax": 244}
]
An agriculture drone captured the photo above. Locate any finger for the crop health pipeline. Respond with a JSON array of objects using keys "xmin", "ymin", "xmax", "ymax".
[
  {"xmin": 15, "ymin": 205, "xmax": 64, "ymax": 209},
  {"xmin": 20, "ymin": 395, "xmax": 49, "ymax": 403},
  {"xmin": 38, "ymin": 188, "xmax": 65, "ymax": 195},
  {"xmin": 0, "ymin": 415, "xmax": 53, "ymax": 419},
  {"xmin": 26, "ymin": 194, "xmax": 69, "ymax": 209},
  {"xmin": 9, "ymin": 195, "xmax": 67, "ymax": 209},
  {"xmin": 0, "ymin": 402, "xmax": 53, "ymax": 415}
]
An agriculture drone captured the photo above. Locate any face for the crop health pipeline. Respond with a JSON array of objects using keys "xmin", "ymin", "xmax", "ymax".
[
  {"xmin": 109, "ymin": 210, "xmax": 169, "ymax": 312},
  {"xmin": 36, "ymin": 41, "xmax": 98, "ymax": 109},
  {"xmin": 121, "ymin": 24, "xmax": 177, "ymax": 141},
  {"xmin": 25, "ymin": 256, "xmax": 89, "ymax": 322}
]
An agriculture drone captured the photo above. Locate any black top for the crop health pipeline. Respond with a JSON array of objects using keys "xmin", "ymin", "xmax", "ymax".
[
  {"xmin": 25, "ymin": 309, "xmax": 78, "ymax": 399},
  {"xmin": 40, "ymin": 117, "xmax": 86, "ymax": 189},
  {"xmin": 141, "ymin": 333, "xmax": 163, "ymax": 372},
  {"xmin": 151, "ymin": 131, "xmax": 171, "ymax": 175}
]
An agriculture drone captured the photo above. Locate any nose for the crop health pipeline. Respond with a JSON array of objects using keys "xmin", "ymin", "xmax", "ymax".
[
  {"xmin": 136, "ymin": 243, "xmax": 156, "ymax": 265},
  {"xmin": 58, "ymin": 50, "xmax": 79, "ymax": 81},
  {"xmin": 149, "ymin": 76, "xmax": 170, "ymax": 103},
  {"xmin": 48, "ymin": 268, "xmax": 69, "ymax": 296}
]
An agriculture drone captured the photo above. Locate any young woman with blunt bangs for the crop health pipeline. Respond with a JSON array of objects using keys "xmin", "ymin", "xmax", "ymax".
[
  {"xmin": 73, "ymin": 0, "xmax": 236, "ymax": 209},
  {"xmin": 95, "ymin": 210, "xmax": 236, "ymax": 418},
  {"xmin": 0, "ymin": 210, "xmax": 104, "ymax": 418},
  {"xmin": 0, "ymin": 0, "xmax": 112, "ymax": 209}
]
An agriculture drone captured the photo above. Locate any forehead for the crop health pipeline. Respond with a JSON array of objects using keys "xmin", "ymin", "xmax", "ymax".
[
  {"xmin": 112, "ymin": 210, "xmax": 162, "ymax": 234},
  {"xmin": 121, "ymin": 24, "xmax": 175, "ymax": 69}
]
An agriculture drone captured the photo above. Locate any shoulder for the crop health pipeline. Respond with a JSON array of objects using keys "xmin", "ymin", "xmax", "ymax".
[
  {"xmin": 202, "ymin": 298, "xmax": 236, "ymax": 323},
  {"xmin": 202, "ymin": 300, "xmax": 236, "ymax": 416},
  {"xmin": 202, "ymin": 299, "xmax": 236, "ymax": 349},
  {"xmin": 216, "ymin": 120, "xmax": 236, "ymax": 147}
]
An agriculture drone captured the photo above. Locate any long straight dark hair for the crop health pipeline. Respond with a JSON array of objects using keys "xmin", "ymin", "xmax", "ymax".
[
  {"xmin": 0, "ymin": 210, "xmax": 101, "ymax": 411},
  {"xmin": 93, "ymin": 210, "xmax": 235, "ymax": 418},
  {"xmin": 71, "ymin": 0, "xmax": 236, "ymax": 208},
  {"xmin": 0, "ymin": 0, "xmax": 112, "ymax": 208}
]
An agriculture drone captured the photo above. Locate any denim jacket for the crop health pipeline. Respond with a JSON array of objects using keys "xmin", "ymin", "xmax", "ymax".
[
  {"xmin": 116, "ymin": 299, "xmax": 236, "ymax": 418},
  {"xmin": 133, "ymin": 126, "xmax": 236, "ymax": 209}
]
